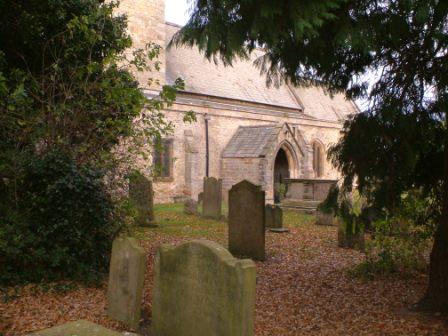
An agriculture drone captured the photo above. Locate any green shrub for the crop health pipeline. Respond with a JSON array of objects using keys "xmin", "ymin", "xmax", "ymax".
[
  {"xmin": 0, "ymin": 151, "xmax": 123, "ymax": 286},
  {"xmin": 351, "ymin": 218, "xmax": 431, "ymax": 280}
]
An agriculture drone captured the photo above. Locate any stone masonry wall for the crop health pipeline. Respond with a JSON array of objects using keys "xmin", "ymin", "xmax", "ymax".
[
  {"xmin": 112, "ymin": 0, "xmax": 348, "ymax": 204},
  {"xmin": 221, "ymin": 158, "xmax": 264, "ymax": 203},
  {"xmin": 153, "ymin": 96, "xmax": 343, "ymax": 204},
  {"xmin": 115, "ymin": 0, "xmax": 166, "ymax": 89}
]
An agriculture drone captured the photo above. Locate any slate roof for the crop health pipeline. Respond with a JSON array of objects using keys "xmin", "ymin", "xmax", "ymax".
[
  {"xmin": 165, "ymin": 23, "xmax": 358, "ymax": 122},
  {"xmin": 222, "ymin": 125, "xmax": 279, "ymax": 158}
]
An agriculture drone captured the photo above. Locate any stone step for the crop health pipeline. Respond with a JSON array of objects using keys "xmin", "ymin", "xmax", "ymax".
[
  {"xmin": 279, "ymin": 198, "xmax": 321, "ymax": 214},
  {"xmin": 281, "ymin": 199, "xmax": 321, "ymax": 208},
  {"xmin": 280, "ymin": 205, "xmax": 316, "ymax": 214}
]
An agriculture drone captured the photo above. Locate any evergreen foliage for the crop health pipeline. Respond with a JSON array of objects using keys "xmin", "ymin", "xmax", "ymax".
[
  {"xmin": 175, "ymin": 0, "xmax": 448, "ymax": 311},
  {"xmin": 0, "ymin": 0, "xmax": 183, "ymax": 284},
  {"xmin": 0, "ymin": 150, "xmax": 120, "ymax": 285}
]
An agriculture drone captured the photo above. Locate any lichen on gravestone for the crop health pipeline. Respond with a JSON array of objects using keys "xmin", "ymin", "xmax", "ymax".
[
  {"xmin": 151, "ymin": 240, "xmax": 256, "ymax": 336},
  {"xmin": 337, "ymin": 220, "xmax": 365, "ymax": 251},
  {"xmin": 228, "ymin": 180, "xmax": 266, "ymax": 260},
  {"xmin": 316, "ymin": 209, "xmax": 336, "ymax": 226},
  {"xmin": 202, "ymin": 177, "xmax": 222, "ymax": 220},
  {"xmin": 265, "ymin": 204, "xmax": 283, "ymax": 229},
  {"xmin": 128, "ymin": 171, "xmax": 156, "ymax": 227},
  {"xmin": 183, "ymin": 198, "xmax": 198, "ymax": 215},
  {"xmin": 107, "ymin": 237, "xmax": 146, "ymax": 329}
]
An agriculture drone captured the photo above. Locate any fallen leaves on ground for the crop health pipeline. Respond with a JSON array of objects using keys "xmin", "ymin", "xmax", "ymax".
[{"xmin": 1, "ymin": 207, "xmax": 447, "ymax": 335}]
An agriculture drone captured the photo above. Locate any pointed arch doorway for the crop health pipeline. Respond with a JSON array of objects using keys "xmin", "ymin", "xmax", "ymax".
[{"xmin": 273, "ymin": 143, "xmax": 298, "ymax": 203}]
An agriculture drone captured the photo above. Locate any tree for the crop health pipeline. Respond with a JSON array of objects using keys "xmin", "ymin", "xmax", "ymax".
[
  {"xmin": 0, "ymin": 0, "xmax": 184, "ymax": 284},
  {"xmin": 329, "ymin": 110, "xmax": 444, "ymax": 216},
  {"xmin": 0, "ymin": 0, "xmax": 183, "ymax": 168},
  {"xmin": 173, "ymin": 0, "xmax": 448, "ymax": 311}
]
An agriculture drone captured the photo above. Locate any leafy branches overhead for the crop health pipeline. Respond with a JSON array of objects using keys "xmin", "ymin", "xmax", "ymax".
[
  {"xmin": 175, "ymin": 0, "xmax": 448, "ymax": 103},
  {"xmin": 176, "ymin": 0, "xmax": 448, "ymax": 310},
  {"xmin": 329, "ymin": 111, "xmax": 445, "ymax": 212},
  {"xmin": 0, "ymin": 0, "xmax": 184, "ymax": 284},
  {"xmin": 0, "ymin": 0, "xmax": 183, "ymax": 168}
]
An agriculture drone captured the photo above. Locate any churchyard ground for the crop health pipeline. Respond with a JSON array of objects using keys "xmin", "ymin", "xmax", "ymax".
[{"xmin": 1, "ymin": 204, "xmax": 447, "ymax": 336}]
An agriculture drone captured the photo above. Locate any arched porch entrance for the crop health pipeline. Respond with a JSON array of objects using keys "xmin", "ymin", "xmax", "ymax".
[
  {"xmin": 274, "ymin": 148, "xmax": 289, "ymax": 202},
  {"xmin": 273, "ymin": 142, "xmax": 299, "ymax": 203}
]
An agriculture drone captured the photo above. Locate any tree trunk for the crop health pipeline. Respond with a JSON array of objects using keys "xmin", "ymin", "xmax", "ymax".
[{"xmin": 419, "ymin": 130, "xmax": 448, "ymax": 312}]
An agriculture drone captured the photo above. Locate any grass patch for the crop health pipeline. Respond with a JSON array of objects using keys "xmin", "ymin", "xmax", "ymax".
[
  {"xmin": 133, "ymin": 203, "xmax": 227, "ymax": 241},
  {"xmin": 133, "ymin": 203, "xmax": 317, "ymax": 244},
  {"xmin": 283, "ymin": 210, "xmax": 315, "ymax": 228}
]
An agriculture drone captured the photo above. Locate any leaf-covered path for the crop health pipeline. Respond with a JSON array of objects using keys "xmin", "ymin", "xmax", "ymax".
[{"xmin": 1, "ymin": 205, "xmax": 447, "ymax": 335}]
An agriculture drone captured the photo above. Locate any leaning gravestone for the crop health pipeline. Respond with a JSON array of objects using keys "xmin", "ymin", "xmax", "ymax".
[
  {"xmin": 152, "ymin": 240, "xmax": 256, "ymax": 336},
  {"xmin": 337, "ymin": 220, "xmax": 365, "ymax": 251},
  {"xmin": 228, "ymin": 180, "xmax": 266, "ymax": 260},
  {"xmin": 265, "ymin": 204, "xmax": 283, "ymax": 229},
  {"xmin": 202, "ymin": 177, "xmax": 222, "ymax": 219},
  {"xmin": 316, "ymin": 210, "xmax": 336, "ymax": 226},
  {"xmin": 107, "ymin": 237, "xmax": 146, "ymax": 329},
  {"xmin": 29, "ymin": 320, "xmax": 123, "ymax": 336},
  {"xmin": 183, "ymin": 198, "xmax": 198, "ymax": 215},
  {"xmin": 129, "ymin": 172, "xmax": 156, "ymax": 227}
]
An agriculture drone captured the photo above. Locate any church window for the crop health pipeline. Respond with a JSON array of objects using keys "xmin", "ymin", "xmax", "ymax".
[
  {"xmin": 153, "ymin": 138, "xmax": 173, "ymax": 179},
  {"xmin": 312, "ymin": 141, "xmax": 324, "ymax": 178}
]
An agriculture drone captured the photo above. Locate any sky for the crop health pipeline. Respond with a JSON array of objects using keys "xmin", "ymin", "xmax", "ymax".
[{"xmin": 166, "ymin": 0, "xmax": 191, "ymax": 26}]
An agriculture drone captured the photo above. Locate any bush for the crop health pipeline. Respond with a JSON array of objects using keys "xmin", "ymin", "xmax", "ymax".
[
  {"xmin": 0, "ymin": 151, "xmax": 123, "ymax": 286},
  {"xmin": 351, "ymin": 217, "xmax": 432, "ymax": 280}
]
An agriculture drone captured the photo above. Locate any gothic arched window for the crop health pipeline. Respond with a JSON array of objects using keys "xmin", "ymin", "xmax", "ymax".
[
  {"xmin": 153, "ymin": 138, "xmax": 174, "ymax": 179},
  {"xmin": 312, "ymin": 141, "xmax": 324, "ymax": 178}
]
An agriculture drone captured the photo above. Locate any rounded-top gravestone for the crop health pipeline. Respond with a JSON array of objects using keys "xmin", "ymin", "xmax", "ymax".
[
  {"xmin": 152, "ymin": 240, "xmax": 256, "ymax": 336},
  {"xmin": 228, "ymin": 180, "xmax": 266, "ymax": 261}
]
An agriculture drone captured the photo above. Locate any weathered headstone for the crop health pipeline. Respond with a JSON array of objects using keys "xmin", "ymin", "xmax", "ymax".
[
  {"xmin": 316, "ymin": 210, "xmax": 336, "ymax": 226},
  {"xmin": 265, "ymin": 204, "xmax": 283, "ymax": 229},
  {"xmin": 228, "ymin": 180, "xmax": 266, "ymax": 260},
  {"xmin": 129, "ymin": 172, "xmax": 156, "ymax": 227},
  {"xmin": 152, "ymin": 240, "xmax": 256, "ymax": 336},
  {"xmin": 184, "ymin": 198, "xmax": 198, "ymax": 215},
  {"xmin": 337, "ymin": 220, "xmax": 365, "ymax": 251},
  {"xmin": 29, "ymin": 320, "xmax": 123, "ymax": 336},
  {"xmin": 107, "ymin": 237, "xmax": 146, "ymax": 329},
  {"xmin": 202, "ymin": 177, "xmax": 222, "ymax": 219}
]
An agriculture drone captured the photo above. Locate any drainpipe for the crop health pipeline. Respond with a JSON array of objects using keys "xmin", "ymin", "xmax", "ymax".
[{"xmin": 204, "ymin": 113, "xmax": 210, "ymax": 177}]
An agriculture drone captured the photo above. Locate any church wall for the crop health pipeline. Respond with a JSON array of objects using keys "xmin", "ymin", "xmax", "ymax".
[
  {"xmin": 221, "ymin": 157, "xmax": 265, "ymax": 203},
  {"xmin": 152, "ymin": 97, "xmax": 344, "ymax": 204},
  {"xmin": 112, "ymin": 0, "xmax": 349, "ymax": 204},
  {"xmin": 114, "ymin": 0, "xmax": 166, "ymax": 89}
]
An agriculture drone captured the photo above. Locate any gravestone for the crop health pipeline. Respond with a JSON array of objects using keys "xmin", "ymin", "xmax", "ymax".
[
  {"xmin": 228, "ymin": 180, "xmax": 266, "ymax": 260},
  {"xmin": 265, "ymin": 204, "xmax": 283, "ymax": 229},
  {"xmin": 29, "ymin": 320, "xmax": 123, "ymax": 336},
  {"xmin": 184, "ymin": 198, "xmax": 198, "ymax": 215},
  {"xmin": 152, "ymin": 240, "xmax": 256, "ymax": 336},
  {"xmin": 316, "ymin": 210, "xmax": 336, "ymax": 226},
  {"xmin": 129, "ymin": 172, "xmax": 156, "ymax": 227},
  {"xmin": 337, "ymin": 220, "xmax": 365, "ymax": 251},
  {"xmin": 107, "ymin": 237, "xmax": 146, "ymax": 329},
  {"xmin": 202, "ymin": 177, "xmax": 222, "ymax": 220}
]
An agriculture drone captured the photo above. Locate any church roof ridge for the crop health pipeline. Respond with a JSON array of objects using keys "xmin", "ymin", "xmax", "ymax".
[
  {"xmin": 238, "ymin": 125, "xmax": 277, "ymax": 129},
  {"xmin": 164, "ymin": 23, "xmax": 358, "ymax": 121}
]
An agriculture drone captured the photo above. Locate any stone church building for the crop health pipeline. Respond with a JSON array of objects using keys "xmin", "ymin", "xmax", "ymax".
[{"xmin": 117, "ymin": 0, "xmax": 358, "ymax": 204}]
